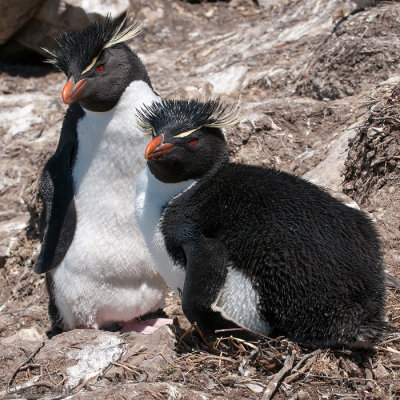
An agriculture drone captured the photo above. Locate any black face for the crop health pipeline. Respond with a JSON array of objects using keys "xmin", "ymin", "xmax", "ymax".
[
  {"xmin": 67, "ymin": 44, "xmax": 151, "ymax": 112},
  {"xmin": 49, "ymin": 17, "xmax": 152, "ymax": 112},
  {"xmin": 139, "ymin": 99, "xmax": 236, "ymax": 183},
  {"xmin": 146, "ymin": 127, "xmax": 229, "ymax": 183}
]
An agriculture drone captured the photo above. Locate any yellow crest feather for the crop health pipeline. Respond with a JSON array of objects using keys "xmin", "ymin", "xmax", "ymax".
[
  {"xmin": 81, "ymin": 18, "xmax": 144, "ymax": 75},
  {"xmin": 104, "ymin": 18, "xmax": 144, "ymax": 49}
]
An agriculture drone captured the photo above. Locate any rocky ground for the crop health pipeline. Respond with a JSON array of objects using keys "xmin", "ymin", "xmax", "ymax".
[{"xmin": 0, "ymin": 0, "xmax": 399, "ymax": 399}]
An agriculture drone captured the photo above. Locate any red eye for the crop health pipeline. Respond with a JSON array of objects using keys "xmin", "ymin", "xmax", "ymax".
[
  {"xmin": 189, "ymin": 139, "xmax": 197, "ymax": 147},
  {"xmin": 96, "ymin": 65, "xmax": 104, "ymax": 72}
]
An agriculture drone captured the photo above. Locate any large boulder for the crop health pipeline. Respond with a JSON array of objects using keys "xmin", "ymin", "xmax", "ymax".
[
  {"xmin": 296, "ymin": 5, "xmax": 400, "ymax": 100},
  {"xmin": 5, "ymin": 0, "xmax": 130, "ymax": 55},
  {"xmin": 0, "ymin": 0, "xmax": 45, "ymax": 45}
]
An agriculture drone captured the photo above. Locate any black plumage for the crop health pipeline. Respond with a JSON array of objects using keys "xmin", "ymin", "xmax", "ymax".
[
  {"xmin": 137, "ymin": 99, "xmax": 238, "ymax": 137},
  {"xmin": 139, "ymin": 99, "xmax": 386, "ymax": 347},
  {"xmin": 47, "ymin": 16, "xmax": 135, "ymax": 75},
  {"xmin": 36, "ymin": 103, "xmax": 82, "ymax": 274}
]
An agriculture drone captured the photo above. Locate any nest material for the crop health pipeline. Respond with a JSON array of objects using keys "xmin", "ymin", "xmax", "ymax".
[{"xmin": 343, "ymin": 79, "xmax": 400, "ymax": 204}]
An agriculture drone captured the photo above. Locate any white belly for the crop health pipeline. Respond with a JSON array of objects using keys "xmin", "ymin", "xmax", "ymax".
[{"xmin": 51, "ymin": 81, "xmax": 166, "ymax": 329}]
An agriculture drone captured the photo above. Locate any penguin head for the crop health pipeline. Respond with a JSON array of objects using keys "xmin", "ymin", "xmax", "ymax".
[
  {"xmin": 45, "ymin": 16, "xmax": 151, "ymax": 112},
  {"xmin": 137, "ymin": 99, "xmax": 240, "ymax": 183}
]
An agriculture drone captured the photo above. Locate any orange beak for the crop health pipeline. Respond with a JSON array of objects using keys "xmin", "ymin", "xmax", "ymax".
[
  {"xmin": 62, "ymin": 76, "xmax": 87, "ymax": 105},
  {"xmin": 145, "ymin": 135, "xmax": 175, "ymax": 161}
]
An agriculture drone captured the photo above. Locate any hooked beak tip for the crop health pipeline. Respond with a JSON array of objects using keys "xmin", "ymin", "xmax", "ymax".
[
  {"xmin": 145, "ymin": 135, "xmax": 175, "ymax": 161},
  {"xmin": 62, "ymin": 77, "xmax": 87, "ymax": 105},
  {"xmin": 145, "ymin": 135, "xmax": 163, "ymax": 160}
]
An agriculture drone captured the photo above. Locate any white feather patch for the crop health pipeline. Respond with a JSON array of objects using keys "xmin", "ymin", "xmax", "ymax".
[{"xmin": 211, "ymin": 267, "xmax": 270, "ymax": 334}]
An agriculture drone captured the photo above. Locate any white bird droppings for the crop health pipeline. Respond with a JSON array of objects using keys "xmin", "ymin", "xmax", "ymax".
[{"xmin": 66, "ymin": 334, "xmax": 124, "ymax": 388}]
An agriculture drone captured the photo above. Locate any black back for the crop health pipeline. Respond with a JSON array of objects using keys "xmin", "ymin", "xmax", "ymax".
[
  {"xmin": 34, "ymin": 103, "xmax": 83, "ymax": 273},
  {"xmin": 138, "ymin": 99, "xmax": 386, "ymax": 345},
  {"xmin": 160, "ymin": 162, "xmax": 386, "ymax": 345}
]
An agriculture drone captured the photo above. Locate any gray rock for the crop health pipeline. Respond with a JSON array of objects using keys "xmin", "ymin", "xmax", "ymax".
[
  {"xmin": 0, "ymin": 326, "xmax": 176, "ymax": 396},
  {"xmin": 353, "ymin": 0, "xmax": 378, "ymax": 7},
  {"xmin": 302, "ymin": 122, "xmax": 359, "ymax": 192},
  {"xmin": 0, "ymin": 0, "xmax": 45, "ymax": 45},
  {"xmin": 14, "ymin": 0, "xmax": 129, "ymax": 54}
]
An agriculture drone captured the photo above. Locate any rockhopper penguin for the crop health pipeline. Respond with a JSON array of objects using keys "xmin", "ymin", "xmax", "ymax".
[
  {"xmin": 35, "ymin": 17, "xmax": 168, "ymax": 333},
  {"xmin": 135, "ymin": 99, "xmax": 386, "ymax": 348}
]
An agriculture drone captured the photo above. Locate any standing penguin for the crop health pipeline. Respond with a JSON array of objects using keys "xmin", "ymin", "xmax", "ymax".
[
  {"xmin": 35, "ymin": 17, "xmax": 167, "ymax": 333},
  {"xmin": 135, "ymin": 99, "xmax": 386, "ymax": 348}
]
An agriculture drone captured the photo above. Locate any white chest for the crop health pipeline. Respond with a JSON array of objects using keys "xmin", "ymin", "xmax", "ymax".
[
  {"xmin": 72, "ymin": 98, "xmax": 145, "ymax": 239},
  {"xmin": 135, "ymin": 166, "xmax": 195, "ymax": 293},
  {"xmin": 67, "ymin": 81, "xmax": 160, "ymax": 272}
]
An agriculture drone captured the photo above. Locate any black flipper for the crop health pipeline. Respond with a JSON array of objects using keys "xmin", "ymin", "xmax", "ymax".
[
  {"xmin": 181, "ymin": 236, "xmax": 249, "ymax": 339},
  {"xmin": 45, "ymin": 272, "xmax": 64, "ymax": 336},
  {"xmin": 34, "ymin": 103, "xmax": 84, "ymax": 274}
]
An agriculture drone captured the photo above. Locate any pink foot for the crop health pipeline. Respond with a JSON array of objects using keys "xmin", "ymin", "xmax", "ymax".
[
  {"xmin": 120, "ymin": 317, "xmax": 173, "ymax": 334},
  {"xmin": 75, "ymin": 325, "xmax": 93, "ymax": 329}
]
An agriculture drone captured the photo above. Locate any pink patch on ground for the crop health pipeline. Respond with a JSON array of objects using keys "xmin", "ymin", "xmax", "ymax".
[{"xmin": 120, "ymin": 318, "xmax": 173, "ymax": 334}]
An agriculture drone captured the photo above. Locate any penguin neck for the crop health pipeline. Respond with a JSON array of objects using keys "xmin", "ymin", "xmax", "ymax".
[
  {"xmin": 81, "ymin": 79, "xmax": 158, "ymax": 118},
  {"xmin": 205, "ymin": 155, "xmax": 229, "ymax": 180},
  {"xmin": 82, "ymin": 106, "xmax": 114, "ymax": 119},
  {"xmin": 144, "ymin": 165, "xmax": 196, "ymax": 205}
]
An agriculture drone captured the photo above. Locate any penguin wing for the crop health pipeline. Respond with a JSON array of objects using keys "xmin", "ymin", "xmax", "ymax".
[
  {"xmin": 181, "ymin": 236, "xmax": 268, "ymax": 340},
  {"xmin": 180, "ymin": 236, "xmax": 241, "ymax": 334},
  {"xmin": 34, "ymin": 104, "xmax": 84, "ymax": 274}
]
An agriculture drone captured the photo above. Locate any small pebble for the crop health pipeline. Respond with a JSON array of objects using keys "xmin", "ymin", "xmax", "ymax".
[{"xmin": 297, "ymin": 390, "xmax": 310, "ymax": 400}]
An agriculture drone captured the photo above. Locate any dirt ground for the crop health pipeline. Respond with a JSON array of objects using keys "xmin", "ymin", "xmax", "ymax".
[{"xmin": 0, "ymin": 0, "xmax": 399, "ymax": 399}]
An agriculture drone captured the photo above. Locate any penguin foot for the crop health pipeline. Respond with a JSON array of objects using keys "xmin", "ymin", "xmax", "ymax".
[
  {"xmin": 178, "ymin": 322, "xmax": 217, "ymax": 351},
  {"xmin": 119, "ymin": 318, "xmax": 173, "ymax": 334}
]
